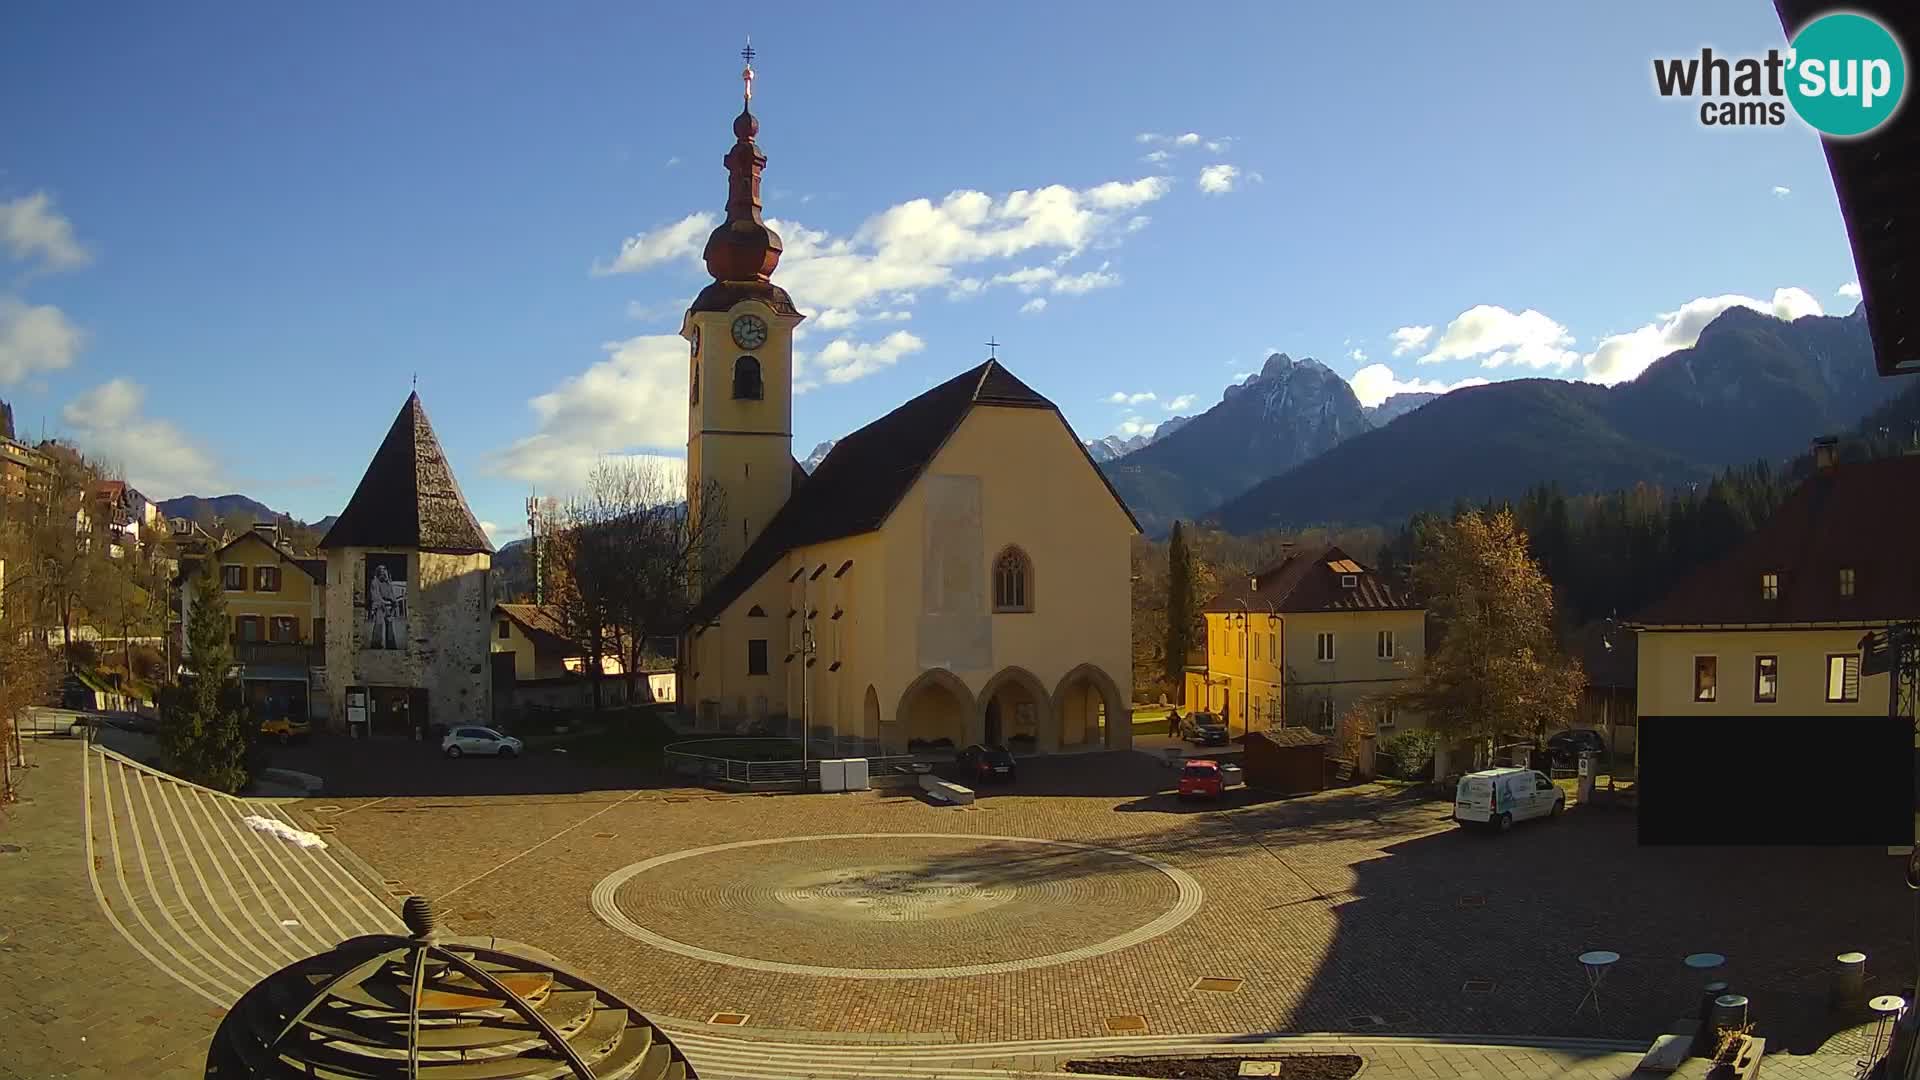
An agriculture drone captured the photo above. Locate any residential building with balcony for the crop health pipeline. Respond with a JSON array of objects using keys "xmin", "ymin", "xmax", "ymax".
[{"xmin": 176, "ymin": 523, "xmax": 327, "ymax": 723}]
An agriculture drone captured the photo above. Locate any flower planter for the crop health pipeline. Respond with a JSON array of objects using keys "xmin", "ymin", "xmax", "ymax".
[{"xmin": 1705, "ymin": 1035, "xmax": 1764, "ymax": 1079}]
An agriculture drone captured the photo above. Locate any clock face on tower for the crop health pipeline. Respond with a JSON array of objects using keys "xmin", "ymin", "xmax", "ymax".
[{"xmin": 731, "ymin": 314, "xmax": 769, "ymax": 350}]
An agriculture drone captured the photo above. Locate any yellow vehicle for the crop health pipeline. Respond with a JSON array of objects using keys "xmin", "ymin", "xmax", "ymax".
[{"xmin": 260, "ymin": 716, "xmax": 311, "ymax": 743}]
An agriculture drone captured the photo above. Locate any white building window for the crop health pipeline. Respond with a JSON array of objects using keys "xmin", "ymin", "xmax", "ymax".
[
  {"xmin": 1760, "ymin": 572, "xmax": 1779, "ymax": 601},
  {"xmin": 1826, "ymin": 654, "xmax": 1861, "ymax": 703},
  {"xmin": 1316, "ymin": 698, "xmax": 1335, "ymax": 730},
  {"xmin": 993, "ymin": 547, "xmax": 1032, "ymax": 613},
  {"xmin": 1693, "ymin": 656, "xmax": 1717, "ymax": 702},
  {"xmin": 1316, "ymin": 632, "xmax": 1336, "ymax": 663},
  {"xmin": 1839, "ymin": 568, "xmax": 1856, "ymax": 597},
  {"xmin": 1376, "ymin": 629, "xmax": 1396, "ymax": 660}
]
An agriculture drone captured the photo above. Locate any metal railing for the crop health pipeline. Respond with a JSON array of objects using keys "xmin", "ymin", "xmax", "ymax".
[{"xmin": 662, "ymin": 737, "xmax": 928, "ymax": 791}]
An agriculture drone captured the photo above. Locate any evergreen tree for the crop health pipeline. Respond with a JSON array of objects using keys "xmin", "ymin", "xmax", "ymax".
[
  {"xmin": 159, "ymin": 563, "xmax": 252, "ymax": 792},
  {"xmin": 1163, "ymin": 521, "xmax": 1193, "ymax": 688}
]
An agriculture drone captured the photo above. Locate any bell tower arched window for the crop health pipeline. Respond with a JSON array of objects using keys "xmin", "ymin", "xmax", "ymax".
[
  {"xmin": 993, "ymin": 546, "xmax": 1033, "ymax": 613},
  {"xmin": 732, "ymin": 355, "xmax": 763, "ymax": 400}
]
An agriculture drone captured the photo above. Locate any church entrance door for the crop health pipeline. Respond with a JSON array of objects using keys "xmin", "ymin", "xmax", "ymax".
[{"xmin": 984, "ymin": 700, "xmax": 1002, "ymax": 746}]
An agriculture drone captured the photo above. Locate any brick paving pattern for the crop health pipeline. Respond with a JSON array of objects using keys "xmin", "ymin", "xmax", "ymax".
[{"xmin": 1, "ymin": 736, "xmax": 1908, "ymax": 1079}]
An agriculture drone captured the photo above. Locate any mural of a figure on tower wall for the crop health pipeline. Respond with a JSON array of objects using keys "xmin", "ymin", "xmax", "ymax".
[{"xmin": 365, "ymin": 554, "xmax": 409, "ymax": 650}]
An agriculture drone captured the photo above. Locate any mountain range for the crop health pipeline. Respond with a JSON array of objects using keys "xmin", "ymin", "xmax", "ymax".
[{"xmin": 1205, "ymin": 305, "xmax": 1897, "ymax": 533}]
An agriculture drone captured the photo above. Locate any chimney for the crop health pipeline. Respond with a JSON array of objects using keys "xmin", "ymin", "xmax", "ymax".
[
  {"xmin": 1812, "ymin": 435, "xmax": 1839, "ymax": 473},
  {"xmin": 252, "ymin": 522, "xmax": 281, "ymax": 548}
]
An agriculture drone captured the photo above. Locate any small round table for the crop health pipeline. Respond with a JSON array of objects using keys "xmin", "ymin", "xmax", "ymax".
[
  {"xmin": 1577, "ymin": 950, "xmax": 1620, "ymax": 1019},
  {"xmin": 1865, "ymin": 995, "xmax": 1907, "ymax": 1072},
  {"xmin": 1685, "ymin": 952, "xmax": 1726, "ymax": 973}
]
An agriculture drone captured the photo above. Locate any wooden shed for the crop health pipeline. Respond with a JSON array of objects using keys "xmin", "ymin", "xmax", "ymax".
[{"xmin": 1242, "ymin": 727, "xmax": 1329, "ymax": 794}]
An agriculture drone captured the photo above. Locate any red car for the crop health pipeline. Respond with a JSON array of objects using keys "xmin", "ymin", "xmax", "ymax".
[{"xmin": 1178, "ymin": 760, "xmax": 1224, "ymax": 800}]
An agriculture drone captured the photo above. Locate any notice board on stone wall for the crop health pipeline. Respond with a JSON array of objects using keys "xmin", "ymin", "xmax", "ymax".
[{"xmin": 917, "ymin": 473, "xmax": 990, "ymax": 673}]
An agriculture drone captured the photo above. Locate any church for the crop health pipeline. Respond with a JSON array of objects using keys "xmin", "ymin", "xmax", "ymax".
[{"xmin": 677, "ymin": 56, "xmax": 1138, "ymax": 756}]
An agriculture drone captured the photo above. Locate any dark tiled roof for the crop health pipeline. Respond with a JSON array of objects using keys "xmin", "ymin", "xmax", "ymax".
[
  {"xmin": 320, "ymin": 393, "xmax": 493, "ymax": 555},
  {"xmin": 688, "ymin": 358, "xmax": 1140, "ymax": 626},
  {"xmin": 1634, "ymin": 454, "xmax": 1920, "ymax": 626},
  {"xmin": 1249, "ymin": 727, "xmax": 1328, "ymax": 749},
  {"xmin": 495, "ymin": 603, "xmax": 577, "ymax": 656},
  {"xmin": 1204, "ymin": 545, "xmax": 1419, "ymax": 614},
  {"xmin": 688, "ymin": 280, "xmax": 800, "ymax": 316},
  {"xmin": 1774, "ymin": 1, "xmax": 1920, "ymax": 376},
  {"xmin": 175, "ymin": 534, "xmax": 325, "ymax": 587}
]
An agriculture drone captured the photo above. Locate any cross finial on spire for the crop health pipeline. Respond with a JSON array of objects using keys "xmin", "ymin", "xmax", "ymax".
[
  {"xmin": 985, "ymin": 337, "xmax": 1001, "ymax": 359},
  {"xmin": 741, "ymin": 37, "xmax": 755, "ymax": 103}
]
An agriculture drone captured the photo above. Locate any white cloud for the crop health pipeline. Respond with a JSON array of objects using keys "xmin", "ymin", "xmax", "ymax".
[
  {"xmin": 594, "ymin": 212, "xmax": 715, "ymax": 275},
  {"xmin": 1143, "ymin": 150, "xmax": 1170, "ymax": 164},
  {"xmin": 480, "ymin": 520, "xmax": 498, "ymax": 539},
  {"xmin": 1838, "ymin": 280, "xmax": 1862, "ymax": 300},
  {"xmin": 59, "ymin": 379, "xmax": 222, "ymax": 498},
  {"xmin": 1581, "ymin": 287, "xmax": 1824, "ymax": 385},
  {"xmin": 0, "ymin": 192, "xmax": 90, "ymax": 272},
  {"xmin": 870, "ymin": 309, "xmax": 912, "ymax": 322},
  {"xmin": 1174, "ymin": 132, "xmax": 1201, "ymax": 146},
  {"xmin": 1204, "ymin": 138, "xmax": 1233, "ymax": 153},
  {"xmin": 1420, "ymin": 305, "xmax": 1578, "ymax": 370},
  {"xmin": 798, "ymin": 330, "xmax": 926, "ymax": 391},
  {"xmin": 491, "ymin": 334, "xmax": 689, "ymax": 489},
  {"xmin": 1389, "ymin": 325, "xmax": 1433, "ymax": 355},
  {"xmin": 1197, "ymin": 164, "xmax": 1240, "ymax": 194},
  {"xmin": 0, "ymin": 296, "xmax": 84, "ymax": 382},
  {"xmin": 1347, "ymin": 348, "xmax": 1367, "ymax": 363},
  {"xmin": 1348, "ymin": 364, "xmax": 1490, "ymax": 409},
  {"xmin": 1229, "ymin": 371, "xmax": 1252, "ymax": 382},
  {"xmin": 1106, "ymin": 391, "xmax": 1156, "ymax": 406},
  {"xmin": 1113, "ymin": 416, "xmax": 1159, "ymax": 438},
  {"xmin": 1020, "ymin": 297, "xmax": 1047, "ymax": 314},
  {"xmin": 665, "ymin": 156, "xmax": 682, "ymax": 168},
  {"xmin": 1163, "ymin": 394, "xmax": 1195, "ymax": 411},
  {"xmin": 598, "ymin": 178, "xmax": 1169, "ymax": 344},
  {"xmin": 1771, "ymin": 185, "xmax": 1791, "ymax": 197}
]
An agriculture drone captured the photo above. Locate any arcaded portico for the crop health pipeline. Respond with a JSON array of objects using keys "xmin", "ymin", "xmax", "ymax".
[{"xmin": 675, "ymin": 58, "xmax": 1139, "ymax": 754}]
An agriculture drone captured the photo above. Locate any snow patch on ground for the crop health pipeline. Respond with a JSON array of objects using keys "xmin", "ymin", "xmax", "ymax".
[{"xmin": 242, "ymin": 815, "xmax": 328, "ymax": 850}]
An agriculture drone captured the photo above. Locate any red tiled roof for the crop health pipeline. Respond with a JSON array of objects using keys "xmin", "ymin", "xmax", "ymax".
[
  {"xmin": 1248, "ymin": 727, "xmax": 1328, "ymax": 750},
  {"xmin": 1634, "ymin": 454, "xmax": 1920, "ymax": 626},
  {"xmin": 1203, "ymin": 545, "xmax": 1418, "ymax": 614}
]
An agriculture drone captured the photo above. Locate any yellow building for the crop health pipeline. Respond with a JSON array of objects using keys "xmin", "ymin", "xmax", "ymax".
[
  {"xmin": 177, "ymin": 524, "xmax": 326, "ymax": 722},
  {"xmin": 677, "ymin": 69, "xmax": 1137, "ymax": 755},
  {"xmin": 1189, "ymin": 546, "xmax": 1425, "ymax": 737},
  {"xmin": 1632, "ymin": 449, "xmax": 1918, "ymax": 731},
  {"xmin": 491, "ymin": 602, "xmax": 629, "ymax": 681}
]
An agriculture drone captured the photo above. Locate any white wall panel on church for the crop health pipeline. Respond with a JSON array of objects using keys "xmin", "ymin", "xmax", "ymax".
[{"xmin": 918, "ymin": 473, "xmax": 990, "ymax": 673}]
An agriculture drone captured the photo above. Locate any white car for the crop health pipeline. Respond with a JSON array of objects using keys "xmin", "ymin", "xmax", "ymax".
[
  {"xmin": 1453, "ymin": 767, "xmax": 1565, "ymax": 833},
  {"xmin": 441, "ymin": 726, "xmax": 523, "ymax": 759}
]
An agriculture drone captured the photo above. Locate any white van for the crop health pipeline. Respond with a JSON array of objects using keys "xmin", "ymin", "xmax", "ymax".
[{"xmin": 1454, "ymin": 767, "xmax": 1565, "ymax": 832}]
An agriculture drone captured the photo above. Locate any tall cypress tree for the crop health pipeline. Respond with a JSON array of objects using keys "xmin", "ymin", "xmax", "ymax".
[
  {"xmin": 160, "ymin": 563, "xmax": 253, "ymax": 792},
  {"xmin": 1164, "ymin": 520, "xmax": 1193, "ymax": 689}
]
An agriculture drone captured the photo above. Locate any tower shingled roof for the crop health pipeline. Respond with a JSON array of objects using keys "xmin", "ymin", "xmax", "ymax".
[{"xmin": 320, "ymin": 392, "xmax": 493, "ymax": 554}]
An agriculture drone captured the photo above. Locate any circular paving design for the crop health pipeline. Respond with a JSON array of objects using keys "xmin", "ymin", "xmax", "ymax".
[{"xmin": 591, "ymin": 833, "xmax": 1204, "ymax": 979}]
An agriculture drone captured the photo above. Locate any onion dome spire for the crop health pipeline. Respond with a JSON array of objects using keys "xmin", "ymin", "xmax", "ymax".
[{"xmin": 703, "ymin": 39, "xmax": 784, "ymax": 284}]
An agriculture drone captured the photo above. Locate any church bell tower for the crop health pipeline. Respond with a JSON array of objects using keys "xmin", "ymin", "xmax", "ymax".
[{"xmin": 682, "ymin": 43, "xmax": 805, "ymax": 580}]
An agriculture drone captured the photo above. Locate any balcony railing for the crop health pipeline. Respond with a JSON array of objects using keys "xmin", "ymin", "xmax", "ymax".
[{"xmin": 233, "ymin": 641, "xmax": 323, "ymax": 670}]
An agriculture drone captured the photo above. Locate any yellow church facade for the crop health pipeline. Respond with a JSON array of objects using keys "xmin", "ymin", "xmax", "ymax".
[{"xmin": 676, "ymin": 60, "xmax": 1136, "ymax": 755}]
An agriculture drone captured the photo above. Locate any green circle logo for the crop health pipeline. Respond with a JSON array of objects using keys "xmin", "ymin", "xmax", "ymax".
[{"xmin": 1787, "ymin": 12, "xmax": 1907, "ymax": 137}]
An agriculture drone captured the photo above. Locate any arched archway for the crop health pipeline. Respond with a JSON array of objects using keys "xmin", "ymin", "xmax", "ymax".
[
  {"xmin": 862, "ymin": 685, "xmax": 880, "ymax": 740},
  {"xmin": 1051, "ymin": 663, "xmax": 1129, "ymax": 750},
  {"xmin": 894, "ymin": 668, "xmax": 975, "ymax": 754},
  {"xmin": 977, "ymin": 666, "xmax": 1053, "ymax": 752}
]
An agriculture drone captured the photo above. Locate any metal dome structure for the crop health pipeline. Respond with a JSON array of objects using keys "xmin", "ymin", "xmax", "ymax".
[{"xmin": 206, "ymin": 896, "xmax": 697, "ymax": 1079}]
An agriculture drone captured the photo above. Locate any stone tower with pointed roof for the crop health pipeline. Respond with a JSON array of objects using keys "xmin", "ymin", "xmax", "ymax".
[
  {"xmin": 675, "ymin": 50, "xmax": 1140, "ymax": 755},
  {"xmin": 319, "ymin": 393, "xmax": 494, "ymax": 735}
]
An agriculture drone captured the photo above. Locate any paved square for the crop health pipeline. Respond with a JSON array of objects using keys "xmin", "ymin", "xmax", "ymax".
[{"xmin": 300, "ymin": 748, "xmax": 1917, "ymax": 1055}]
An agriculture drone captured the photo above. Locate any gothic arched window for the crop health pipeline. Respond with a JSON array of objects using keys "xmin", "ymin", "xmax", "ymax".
[
  {"xmin": 993, "ymin": 546, "xmax": 1033, "ymax": 613},
  {"xmin": 732, "ymin": 355, "xmax": 763, "ymax": 400}
]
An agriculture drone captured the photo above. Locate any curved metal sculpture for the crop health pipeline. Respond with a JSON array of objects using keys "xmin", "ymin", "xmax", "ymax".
[{"xmin": 206, "ymin": 896, "xmax": 696, "ymax": 1079}]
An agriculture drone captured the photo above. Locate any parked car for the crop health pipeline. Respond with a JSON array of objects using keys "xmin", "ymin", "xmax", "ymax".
[
  {"xmin": 260, "ymin": 716, "xmax": 312, "ymax": 744},
  {"xmin": 1177, "ymin": 759, "xmax": 1224, "ymax": 800},
  {"xmin": 1547, "ymin": 728, "xmax": 1608, "ymax": 768},
  {"xmin": 1453, "ymin": 767, "xmax": 1564, "ymax": 833},
  {"xmin": 442, "ymin": 726, "xmax": 523, "ymax": 759},
  {"xmin": 955, "ymin": 743, "xmax": 1016, "ymax": 784},
  {"xmin": 1181, "ymin": 712, "xmax": 1230, "ymax": 747}
]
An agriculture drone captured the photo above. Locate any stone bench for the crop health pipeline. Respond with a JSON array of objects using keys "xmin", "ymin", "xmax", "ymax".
[{"xmin": 919, "ymin": 775, "xmax": 975, "ymax": 805}]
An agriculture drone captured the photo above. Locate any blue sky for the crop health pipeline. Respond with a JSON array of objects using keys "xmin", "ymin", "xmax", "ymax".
[{"xmin": 0, "ymin": 2, "xmax": 1867, "ymax": 542}]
